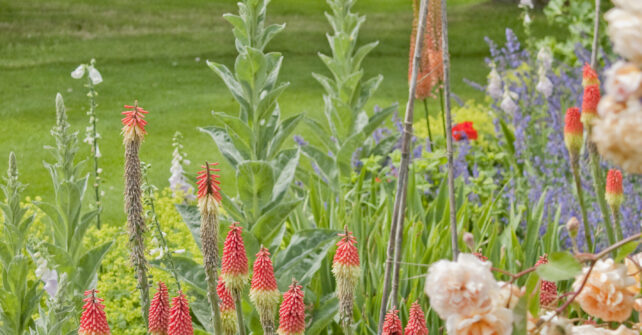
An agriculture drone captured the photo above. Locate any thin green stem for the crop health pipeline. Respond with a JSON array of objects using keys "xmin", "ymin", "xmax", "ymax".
[
  {"xmin": 422, "ymin": 99, "xmax": 433, "ymax": 149},
  {"xmin": 571, "ymin": 161, "xmax": 593, "ymax": 252},
  {"xmin": 87, "ymin": 79, "xmax": 102, "ymax": 229},
  {"xmin": 234, "ymin": 291, "xmax": 246, "ymax": 335},
  {"xmin": 588, "ymin": 143, "xmax": 615, "ymax": 244},
  {"xmin": 612, "ymin": 205, "xmax": 623, "ymax": 241}
]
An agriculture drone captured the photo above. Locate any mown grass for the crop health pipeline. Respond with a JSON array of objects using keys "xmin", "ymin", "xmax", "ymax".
[{"xmin": 0, "ymin": 0, "xmax": 561, "ymax": 224}]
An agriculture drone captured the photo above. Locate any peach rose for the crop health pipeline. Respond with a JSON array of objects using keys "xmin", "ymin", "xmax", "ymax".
[
  {"xmin": 446, "ymin": 306, "xmax": 513, "ymax": 335},
  {"xmin": 571, "ymin": 325, "xmax": 637, "ymax": 335},
  {"xmin": 592, "ymin": 110, "xmax": 642, "ymax": 174}
]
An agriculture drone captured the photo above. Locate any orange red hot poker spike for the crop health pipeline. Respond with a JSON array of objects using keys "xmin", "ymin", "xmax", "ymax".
[
  {"xmin": 121, "ymin": 102, "xmax": 148, "ymax": 142},
  {"xmin": 196, "ymin": 162, "xmax": 222, "ymax": 202},
  {"xmin": 149, "ymin": 282, "xmax": 170, "ymax": 335},
  {"xmin": 79, "ymin": 289, "xmax": 111, "ymax": 335}
]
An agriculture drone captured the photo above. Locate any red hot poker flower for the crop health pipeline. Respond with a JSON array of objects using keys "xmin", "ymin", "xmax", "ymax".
[
  {"xmin": 564, "ymin": 107, "xmax": 583, "ymax": 158},
  {"xmin": 452, "ymin": 121, "xmax": 478, "ymax": 141},
  {"xmin": 250, "ymin": 247, "xmax": 280, "ymax": 307},
  {"xmin": 405, "ymin": 302, "xmax": 429, "ymax": 335},
  {"xmin": 382, "ymin": 308, "xmax": 403, "ymax": 335},
  {"xmin": 149, "ymin": 282, "xmax": 170, "ymax": 335},
  {"xmin": 277, "ymin": 279, "xmax": 306, "ymax": 335},
  {"xmin": 196, "ymin": 162, "xmax": 222, "ymax": 214},
  {"xmin": 121, "ymin": 102, "xmax": 148, "ymax": 142},
  {"xmin": 581, "ymin": 84, "xmax": 601, "ymax": 125},
  {"xmin": 221, "ymin": 222, "xmax": 249, "ymax": 292},
  {"xmin": 333, "ymin": 227, "xmax": 360, "ymax": 327},
  {"xmin": 582, "ymin": 63, "xmax": 600, "ymax": 87},
  {"xmin": 535, "ymin": 255, "xmax": 558, "ymax": 307},
  {"xmin": 606, "ymin": 169, "xmax": 624, "ymax": 208},
  {"xmin": 168, "ymin": 292, "xmax": 193, "ymax": 335},
  {"xmin": 217, "ymin": 276, "xmax": 238, "ymax": 335},
  {"xmin": 79, "ymin": 289, "xmax": 111, "ymax": 335}
]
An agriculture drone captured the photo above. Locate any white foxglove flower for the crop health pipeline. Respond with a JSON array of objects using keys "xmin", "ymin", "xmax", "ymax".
[
  {"xmin": 518, "ymin": 0, "xmax": 533, "ymax": 9},
  {"xmin": 35, "ymin": 257, "xmax": 59, "ymax": 296},
  {"xmin": 95, "ymin": 144, "xmax": 101, "ymax": 158},
  {"xmin": 523, "ymin": 12, "xmax": 532, "ymax": 25},
  {"xmin": 487, "ymin": 67, "xmax": 503, "ymax": 100},
  {"xmin": 71, "ymin": 65, "xmax": 85, "ymax": 79},
  {"xmin": 500, "ymin": 88, "xmax": 519, "ymax": 114},
  {"xmin": 88, "ymin": 67, "xmax": 103, "ymax": 85},
  {"xmin": 536, "ymin": 70, "xmax": 553, "ymax": 98}
]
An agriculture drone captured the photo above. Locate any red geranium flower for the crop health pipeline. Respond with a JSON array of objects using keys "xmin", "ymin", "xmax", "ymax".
[{"xmin": 451, "ymin": 121, "xmax": 478, "ymax": 141}]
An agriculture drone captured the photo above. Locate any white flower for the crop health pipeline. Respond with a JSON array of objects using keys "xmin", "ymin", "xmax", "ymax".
[
  {"xmin": 71, "ymin": 64, "xmax": 85, "ymax": 79},
  {"xmin": 88, "ymin": 67, "xmax": 103, "ymax": 85},
  {"xmin": 523, "ymin": 12, "xmax": 532, "ymax": 25},
  {"xmin": 35, "ymin": 258, "xmax": 59, "ymax": 296},
  {"xmin": 425, "ymin": 253, "xmax": 499, "ymax": 319},
  {"xmin": 174, "ymin": 249, "xmax": 186, "ymax": 254},
  {"xmin": 605, "ymin": 8, "xmax": 642, "ymax": 65},
  {"xmin": 612, "ymin": 0, "xmax": 642, "ymax": 14},
  {"xmin": 604, "ymin": 61, "xmax": 642, "ymax": 102},
  {"xmin": 539, "ymin": 312, "xmax": 572, "ymax": 335},
  {"xmin": 500, "ymin": 88, "xmax": 519, "ymax": 114},
  {"xmin": 593, "ymin": 107, "xmax": 642, "ymax": 174},
  {"xmin": 487, "ymin": 67, "xmax": 503, "ymax": 100},
  {"xmin": 95, "ymin": 144, "xmax": 101, "ymax": 158},
  {"xmin": 446, "ymin": 306, "xmax": 513, "ymax": 335},
  {"xmin": 495, "ymin": 282, "xmax": 524, "ymax": 309},
  {"xmin": 536, "ymin": 70, "xmax": 553, "ymax": 98},
  {"xmin": 168, "ymin": 134, "xmax": 195, "ymax": 201},
  {"xmin": 518, "ymin": 0, "xmax": 534, "ymax": 9},
  {"xmin": 537, "ymin": 47, "xmax": 553, "ymax": 70},
  {"xmin": 571, "ymin": 325, "xmax": 637, "ymax": 335}
]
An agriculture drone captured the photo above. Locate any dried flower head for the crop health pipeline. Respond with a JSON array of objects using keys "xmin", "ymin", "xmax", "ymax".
[
  {"xmin": 149, "ymin": 282, "xmax": 170, "ymax": 335},
  {"xmin": 79, "ymin": 290, "xmax": 111, "ymax": 335},
  {"xmin": 121, "ymin": 102, "xmax": 148, "ymax": 142},
  {"xmin": 573, "ymin": 258, "xmax": 636, "ymax": 322},
  {"xmin": 221, "ymin": 222, "xmax": 249, "ymax": 293},
  {"xmin": 564, "ymin": 107, "xmax": 583, "ymax": 161},
  {"xmin": 197, "ymin": 162, "xmax": 222, "ymax": 213},
  {"xmin": 405, "ymin": 302, "xmax": 429, "ymax": 335},
  {"xmin": 277, "ymin": 279, "xmax": 306, "ymax": 335},
  {"xmin": 581, "ymin": 85, "xmax": 601, "ymax": 125},
  {"xmin": 168, "ymin": 292, "xmax": 194, "ymax": 335},
  {"xmin": 606, "ymin": 169, "xmax": 624, "ymax": 209},
  {"xmin": 583, "ymin": 63, "xmax": 600, "ymax": 87},
  {"xmin": 535, "ymin": 255, "xmax": 558, "ymax": 307},
  {"xmin": 382, "ymin": 308, "xmax": 403, "ymax": 335},
  {"xmin": 217, "ymin": 277, "xmax": 238, "ymax": 335}
]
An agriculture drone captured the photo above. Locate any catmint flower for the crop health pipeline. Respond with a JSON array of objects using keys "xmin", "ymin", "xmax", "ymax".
[
  {"xmin": 404, "ymin": 302, "xmax": 428, "ymax": 335},
  {"xmin": 221, "ymin": 223, "xmax": 249, "ymax": 293},
  {"xmin": 500, "ymin": 88, "xmax": 519, "ymax": 114},
  {"xmin": 71, "ymin": 65, "xmax": 86, "ymax": 79},
  {"xmin": 332, "ymin": 227, "xmax": 360, "ymax": 329},
  {"xmin": 217, "ymin": 277, "xmax": 238, "ymax": 335},
  {"xmin": 250, "ymin": 247, "xmax": 280, "ymax": 335},
  {"xmin": 168, "ymin": 292, "xmax": 193, "ymax": 335},
  {"xmin": 79, "ymin": 290, "xmax": 111, "ymax": 335},
  {"xmin": 563, "ymin": 107, "xmax": 583, "ymax": 163},
  {"xmin": 606, "ymin": 169, "xmax": 624, "ymax": 209},
  {"xmin": 535, "ymin": 255, "xmax": 558, "ymax": 307},
  {"xmin": 487, "ymin": 66, "xmax": 503, "ymax": 99},
  {"xmin": 277, "ymin": 279, "xmax": 306, "ymax": 335},
  {"xmin": 149, "ymin": 282, "xmax": 170, "ymax": 335},
  {"xmin": 382, "ymin": 308, "xmax": 403, "ymax": 335},
  {"xmin": 581, "ymin": 84, "xmax": 601, "ymax": 125}
]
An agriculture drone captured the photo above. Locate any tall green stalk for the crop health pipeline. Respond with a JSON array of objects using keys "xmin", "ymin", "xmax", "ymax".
[{"xmin": 571, "ymin": 162, "xmax": 593, "ymax": 251}]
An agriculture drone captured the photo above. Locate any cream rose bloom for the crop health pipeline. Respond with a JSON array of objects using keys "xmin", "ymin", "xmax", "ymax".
[
  {"xmin": 603, "ymin": 61, "xmax": 642, "ymax": 103},
  {"xmin": 573, "ymin": 259, "xmax": 637, "ymax": 322},
  {"xmin": 612, "ymin": 0, "xmax": 642, "ymax": 14},
  {"xmin": 537, "ymin": 312, "xmax": 573, "ymax": 335},
  {"xmin": 605, "ymin": 8, "xmax": 642, "ymax": 65},
  {"xmin": 446, "ymin": 306, "xmax": 513, "ymax": 335},
  {"xmin": 571, "ymin": 325, "xmax": 637, "ymax": 335},
  {"xmin": 495, "ymin": 281, "xmax": 524, "ymax": 309},
  {"xmin": 592, "ymin": 109, "xmax": 642, "ymax": 174},
  {"xmin": 425, "ymin": 253, "xmax": 499, "ymax": 318}
]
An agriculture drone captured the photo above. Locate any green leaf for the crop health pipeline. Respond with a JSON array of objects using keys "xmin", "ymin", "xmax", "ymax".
[
  {"xmin": 75, "ymin": 242, "xmax": 113, "ymax": 291},
  {"xmin": 268, "ymin": 114, "xmax": 304, "ymax": 159},
  {"xmin": 163, "ymin": 256, "xmax": 207, "ymax": 294},
  {"xmin": 199, "ymin": 126, "xmax": 250, "ymax": 166},
  {"xmin": 512, "ymin": 294, "xmax": 528, "ymax": 335},
  {"xmin": 175, "ymin": 204, "xmax": 202, "ymax": 250},
  {"xmin": 237, "ymin": 161, "xmax": 275, "ymax": 222},
  {"xmin": 307, "ymin": 295, "xmax": 339, "ymax": 335},
  {"xmin": 615, "ymin": 241, "xmax": 640, "ymax": 263},
  {"xmin": 268, "ymin": 149, "xmax": 300, "ymax": 205},
  {"xmin": 207, "ymin": 61, "xmax": 250, "ymax": 115},
  {"xmin": 252, "ymin": 199, "xmax": 302, "ymax": 244},
  {"xmin": 211, "ymin": 111, "xmax": 252, "ymax": 147},
  {"xmin": 536, "ymin": 251, "xmax": 582, "ymax": 281}
]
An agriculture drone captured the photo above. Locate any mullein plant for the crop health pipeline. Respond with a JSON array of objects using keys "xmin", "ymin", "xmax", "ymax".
[
  {"xmin": 382, "ymin": 308, "xmax": 403, "ymax": 335},
  {"xmin": 404, "ymin": 302, "xmax": 428, "ymax": 335},
  {"xmin": 0, "ymin": 152, "xmax": 42, "ymax": 334},
  {"xmin": 78, "ymin": 289, "xmax": 111, "ymax": 335},
  {"xmin": 277, "ymin": 279, "xmax": 305, "ymax": 335},
  {"xmin": 196, "ymin": 161, "xmax": 223, "ymax": 334},
  {"xmin": 168, "ymin": 292, "xmax": 194, "ymax": 335},
  {"xmin": 149, "ymin": 282, "xmax": 170, "ymax": 335},
  {"xmin": 332, "ymin": 227, "xmax": 360, "ymax": 333},
  {"xmin": 217, "ymin": 277, "xmax": 238, "ymax": 335},
  {"xmin": 564, "ymin": 106, "xmax": 593, "ymax": 251},
  {"xmin": 122, "ymin": 102, "xmax": 151, "ymax": 324},
  {"xmin": 71, "ymin": 59, "xmax": 104, "ymax": 228},
  {"xmin": 221, "ymin": 223, "xmax": 249, "ymax": 335},
  {"xmin": 250, "ymin": 247, "xmax": 280, "ymax": 335},
  {"xmin": 606, "ymin": 169, "xmax": 624, "ymax": 240}
]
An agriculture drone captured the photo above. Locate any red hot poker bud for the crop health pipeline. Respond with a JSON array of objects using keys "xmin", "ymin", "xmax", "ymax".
[
  {"xmin": 217, "ymin": 277, "xmax": 238, "ymax": 335},
  {"xmin": 221, "ymin": 222, "xmax": 249, "ymax": 293},
  {"xmin": 606, "ymin": 169, "xmax": 624, "ymax": 209},
  {"xmin": 79, "ymin": 290, "xmax": 111, "ymax": 335},
  {"xmin": 168, "ymin": 292, "xmax": 193, "ymax": 335},
  {"xmin": 121, "ymin": 102, "xmax": 148, "ymax": 142},
  {"xmin": 382, "ymin": 308, "xmax": 403, "ymax": 335},
  {"xmin": 277, "ymin": 279, "xmax": 306, "ymax": 335},
  {"xmin": 149, "ymin": 282, "xmax": 170, "ymax": 335},
  {"xmin": 405, "ymin": 302, "xmax": 429, "ymax": 335},
  {"xmin": 332, "ymin": 226, "xmax": 360, "ymax": 328},
  {"xmin": 535, "ymin": 255, "xmax": 558, "ymax": 307},
  {"xmin": 581, "ymin": 84, "xmax": 601, "ymax": 125},
  {"xmin": 564, "ymin": 107, "xmax": 583, "ymax": 161},
  {"xmin": 582, "ymin": 63, "xmax": 600, "ymax": 87},
  {"xmin": 250, "ymin": 247, "xmax": 280, "ymax": 333},
  {"xmin": 197, "ymin": 162, "xmax": 222, "ymax": 213}
]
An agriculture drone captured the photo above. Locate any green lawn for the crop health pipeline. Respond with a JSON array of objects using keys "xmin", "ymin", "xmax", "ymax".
[{"xmin": 0, "ymin": 0, "xmax": 559, "ymax": 224}]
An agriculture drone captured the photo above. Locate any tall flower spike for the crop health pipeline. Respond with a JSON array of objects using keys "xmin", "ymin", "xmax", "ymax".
[
  {"xmin": 581, "ymin": 84, "xmax": 601, "ymax": 126},
  {"xmin": 122, "ymin": 101, "xmax": 151, "ymax": 323},
  {"xmin": 168, "ymin": 292, "xmax": 194, "ymax": 335},
  {"xmin": 606, "ymin": 169, "xmax": 624, "ymax": 209},
  {"xmin": 409, "ymin": 0, "xmax": 443, "ymax": 99},
  {"xmin": 250, "ymin": 246, "xmax": 280, "ymax": 335},
  {"xmin": 121, "ymin": 102, "xmax": 148, "ymax": 143},
  {"xmin": 564, "ymin": 107, "xmax": 583, "ymax": 164},
  {"xmin": 405, "ymin": 302, "xmax": 429, "ymax": 335},
  {"xmin": 277, "ymin": 279, "xmax": 306, "ymax": 335},
  {"xmin": 221, "ymin": 222, "xmax": 249, "ymax": 293},
  {"xmin": 332, "ymin": 226, "xmax": 360, "ymax": 331},
  {"xmin": 535, "ymin": 255, "xmax": 558, "ymax": 307},
  {"xmin": 218, "ymin": 277, "xmax": 238, "ymax": 335},
  {"xmin": 149, "ymin": 282, "xmax": 170, "ymax": 335},
  {"xmin": 382, "ymin": 308, "xmax": 403, "ymax": 335},
  {"xmin": 79, "ymin": 289, "xmax": 111, "ymax": 335},
  {"xmin": 197, "ymin": 161, "xmax": 223, "ymax": 334},
  {"xmin": 582, "ymin": 63, "xmax": 600, "ymax": 87}
]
